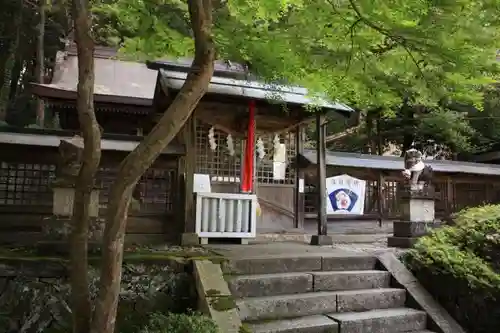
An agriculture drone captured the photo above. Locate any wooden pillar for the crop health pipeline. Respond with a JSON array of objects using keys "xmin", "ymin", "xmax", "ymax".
[
  {"xmin": 310, "ymin": 113, "xmax": 332, "ymax": 245},
  {"xmin": 294, "ymin": 126, "xmax": 305, "ymax": 229},
  {"xmin": 180, "ymin": 116, "xmax": 198, "ymax": 245},
  {"xmin": 446, "ymin": 177, "xmax": 453, "ymax": 215},
  {"xmin": 239, "ymin": 139, "xmax": 246, "ymax": 192},
  {"xmin": 377, "ymin": 172, "xmax": 385, "ymax": 226}
]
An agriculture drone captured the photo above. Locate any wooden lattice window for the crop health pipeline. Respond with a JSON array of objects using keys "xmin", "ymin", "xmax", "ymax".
[
  {"xmin": 0, "ymin": 162, "xmax": 55, "ymax": 206},
  {"xmin": 453, "ymin": 182, "xmax": 489, "ymax": 211},
  {"xmin": 304, "ymin": 184, "xmax": 316, "ymax": 213},
  {"xmin": 195, "ymin": 121, "xmax": 297, "ymax": 184},
  {"xmin": 195, "ymin": 122, "xmax": 242, "ymax": 183},
  {"xmin": 255, "ymin": 132, "xmax": 296, "ymax": 184},
  {"xmin": 363, "ymin": 180, "xmax": 377, "ymax": 214},
  {"xmin": 97, "ymin": 165, "xmax": 176, "ymax": 214},
  {"xmin": 383, "ymin": 181, "xmax": 399, "ymax": 216}
]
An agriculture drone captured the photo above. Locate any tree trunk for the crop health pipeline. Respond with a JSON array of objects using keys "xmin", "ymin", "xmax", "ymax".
[
  {"xmin": 71, "ymin": 1, "xmax": 102, "ymax": 333},
  {"xmin": 400, "ymin": 101, "xmax": 415, "ymax": 155},
  {"xmin": 36, "ymin": 0, "xmax": 47, "ymax": 127},
  {"xmin": 90, "ymin": 1, "xmax": 215, "ymax": 333},
  {"xmin": 0, "ymin": 8, "xmax": 22, "ymax": 122},
  {"xmin": 8, "ymin": 56, "xmax": 22, "ymax": 104}
]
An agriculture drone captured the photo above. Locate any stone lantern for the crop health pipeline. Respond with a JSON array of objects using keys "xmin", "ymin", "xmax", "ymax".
[{"xmin": 43, "ymin": 136, "xmax": 101, "ymax": 246}]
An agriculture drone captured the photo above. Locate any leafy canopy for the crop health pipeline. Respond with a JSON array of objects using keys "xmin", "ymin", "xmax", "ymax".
[{"xmin": 93, "ymin": 0, "xmax": 500, "ymax": 108}]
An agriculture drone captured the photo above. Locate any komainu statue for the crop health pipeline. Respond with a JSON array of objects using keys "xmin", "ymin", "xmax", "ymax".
[{"xmin": 401, "ymin": 148, "xmax": 433, "ymax": 186}]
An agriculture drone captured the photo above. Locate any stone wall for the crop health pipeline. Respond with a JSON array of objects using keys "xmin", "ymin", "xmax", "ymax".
[{"xmin": 0, "ymin": 256, "xmax": 197, "ymax": 333}]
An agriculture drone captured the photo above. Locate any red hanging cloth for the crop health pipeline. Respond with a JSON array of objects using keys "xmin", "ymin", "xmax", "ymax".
[{"xmin": 241, "ymin": 100, "xmax": 256, "ymax": 193}]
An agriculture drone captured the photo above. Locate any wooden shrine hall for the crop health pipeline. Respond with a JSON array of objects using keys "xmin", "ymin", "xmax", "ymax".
[
  {"xmin": 0, "ymin": 46, "xmax": 353, "ymax": 246},
  {"xmin": 146, "ymin": 59, "xmax": 354, "ymax": 245}
]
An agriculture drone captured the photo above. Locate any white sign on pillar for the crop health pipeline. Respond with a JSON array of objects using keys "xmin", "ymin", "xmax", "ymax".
[
  {"xmin": 272, "ymin": 143, "xmax": 287, "ymax": 180},
  {"xmin": 325, "ymin": 174, "xmax": 366, "ymax": 215}
]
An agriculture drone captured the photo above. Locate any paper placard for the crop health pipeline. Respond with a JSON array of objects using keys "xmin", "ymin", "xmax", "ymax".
[{"xmin": 193, "ymin": 173, "xmax": 211, "ymax": 193}]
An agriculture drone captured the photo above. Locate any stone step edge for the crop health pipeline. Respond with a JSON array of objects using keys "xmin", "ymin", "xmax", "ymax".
[
  {"xmin": 228, "ymin": 269, "xmax": 388, "ymax": 280},
  {"xmin": 229, "ymin": 270, "xmax": 392, "ymax": 298},
  {"xmin": 326, "ymin": 307, "xmax": 425, "ymax": 321},
  {"xmin": 238, "ymin": 287, "xmax": 404, "ymax": 301},
  {"xmin": 238, "ymin": 288, "xmax": 406, "ymax": 322},
  {"xmin": 223, "ymin": 254, "xmax": 379, "ymax": 275},
  {"xmin": 245, "ymin": 308, "xmax": 432, "ymax": 333},
  {"xmin": 245, "ymin": 314, "xmax": 339, "ymax": 333},
  {"xmin": 326, "ymin": 307, "xmax": 428, "ymax": 332}
]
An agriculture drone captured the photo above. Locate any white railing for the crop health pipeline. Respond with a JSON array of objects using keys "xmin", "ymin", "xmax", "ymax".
[{"xmin": 195, "ymin": 192, "xmax": 257, "ymax": 239}]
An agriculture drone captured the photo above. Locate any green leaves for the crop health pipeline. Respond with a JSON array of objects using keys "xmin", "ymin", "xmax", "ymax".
[
  {"xmin": 404, "ymin": 204, "xmax": 500, "ymax": 333},
  {"xmin": 407, "ymin": 204, "xmax": 500, "ymax": 288},
  {"xmin": 416, "ymin": 108, "xmax": 476, "ymax": 153},
  {"xmin": 92, "ymin": 0, "xmax": 500, "ymax": 109}
]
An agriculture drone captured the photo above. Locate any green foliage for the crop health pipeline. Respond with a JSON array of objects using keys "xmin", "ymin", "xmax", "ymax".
[
  {"xmin": 326, "ymin": 105, "xmax": 479, "ymax": 156},
  {"xmin": 93, "ymin": 0, "xmax": 500, "ymax": 109},
  {"xmin": 0, "ymin": 0, "xmax": 70, "ymax": 125},
  {"xmin": 405, "ymin": 204, "xmax": 500, "ymax": 333},
  {"xmin": 91, "ymin": 0, "xmax": 500, "ymax": 157},
  {"xmin": 416, "ymin": 109, "xmax": 476, "ymax": 153},
  {"xmin": 468, "ymin": 87, "xmax": 500, "ymax": 153},
  {"xmin": 138, "ymin": 312, "xmax": 218, "ymax": 333}
]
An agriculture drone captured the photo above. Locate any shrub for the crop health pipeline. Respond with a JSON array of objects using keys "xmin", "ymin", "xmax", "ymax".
[
  {"xmin": 138, "ymin": 312, "xmax": 218, "ymax": 333},
  {"xmin": 405, "ymin": 204, "xmax": 500, "ymax": 333}
]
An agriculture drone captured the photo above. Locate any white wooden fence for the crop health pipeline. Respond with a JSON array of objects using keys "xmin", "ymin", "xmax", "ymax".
[{"xmin": 195, "ymin": 192, "xmax": 257, "ymax": 239}]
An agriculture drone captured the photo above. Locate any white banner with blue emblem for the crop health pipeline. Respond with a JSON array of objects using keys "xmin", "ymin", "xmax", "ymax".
[{"xmin": 325, "ymin": 174, "xmax": 366, "ymax": 215}]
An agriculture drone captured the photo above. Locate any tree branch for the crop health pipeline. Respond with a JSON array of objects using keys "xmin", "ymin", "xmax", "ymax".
[
  {"xmin": 325, "ymin": 125, "xmax": 361, "ymax": 143},
  {"xmin": 22, "ymin": 0, "xmax": 37, "ymax": 8},
  {"xmin": 340, "ymin": 18, "xmax": 362, "ymax": 80},
  {"xmin": 345, "ymin": 0, "xmax": 427, "ymax": 80}
]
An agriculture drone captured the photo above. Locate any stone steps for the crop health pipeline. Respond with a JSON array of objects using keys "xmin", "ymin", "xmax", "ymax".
[
  {"xmin": 248, "ymin": 315, "xmax": 339, "ymax": 333},
  {"xmin": 225, "ymin": 253, "xmax": 437, "ymax": 333},
  {"xmin": 237, "ymin": 291, "xmax": 338, "ymax": 322},
  {"xmin": 237, "ymin": 288, "xmax": 406, "ymax": 321},
  {"xmin": 330, "ymin": 308, "xmax": 427, "ymax": 333},
  {"xmin": 223, "ymin": 254, "xmax": 377, "ymax": 275},
  {"xmin": 247, "ymin": 308, "xmax": 434, "ymax": 333},
  {"xmin": 229, "ymin": 270, "xmax": 391, "ymax": 298}
]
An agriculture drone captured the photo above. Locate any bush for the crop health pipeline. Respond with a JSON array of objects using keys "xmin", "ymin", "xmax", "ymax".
[
  {"xmin": 138, "ymin": 312, "xmax": 218, "ymax": 333},
  {"xmin": 405, "ymin": 204, "xmax": 500, "ymax": 333}
]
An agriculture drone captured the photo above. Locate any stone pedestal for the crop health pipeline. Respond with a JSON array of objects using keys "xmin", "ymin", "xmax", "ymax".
[
  {"xmin": 41, "ymin": 184, "xmax": 102, "ymax": 250},
  {"xmin": 388, "ymin": 184, "xmax": 441, "ymax": 248},
  {"xmin": 52, "ymin": 185, "xmax": 100, "ymax": 218}
]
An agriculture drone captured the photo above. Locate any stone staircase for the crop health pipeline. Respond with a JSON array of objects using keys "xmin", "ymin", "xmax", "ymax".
[{"xmin": 224, "ymin": 254, "xmax": 436, "ymax": 333}]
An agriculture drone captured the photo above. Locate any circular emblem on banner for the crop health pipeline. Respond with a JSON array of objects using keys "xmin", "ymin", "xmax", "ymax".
[{"xmin": 328, "ymin": 188, "xmax": 358, "ymax": 213}]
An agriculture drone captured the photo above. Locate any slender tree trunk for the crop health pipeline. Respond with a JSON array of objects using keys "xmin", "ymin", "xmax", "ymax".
[
  {"xmin": 71, "ymin": 1, "xmax": 102, "ymax": 333},
  {"xmin": 366, "ymin": 109, "xmax": 375, "ymax": 153},
  {"xmin": 90, "ymin": 1, "xmax": 215, "ymax": 332},
  {"xmin": 0, "ymin": 8, "xmax": 22, "ymax": 122},
  {"xmin": 8, "ymin": 57, "xmax": 22, "ymax": 104},
  {"xmin": 36, "ymin": 0, "xmax": 47, "ymax": 127},
  {"xmin": 400, "ymin": 101, "xmax": 415, "ymax": 155}
]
